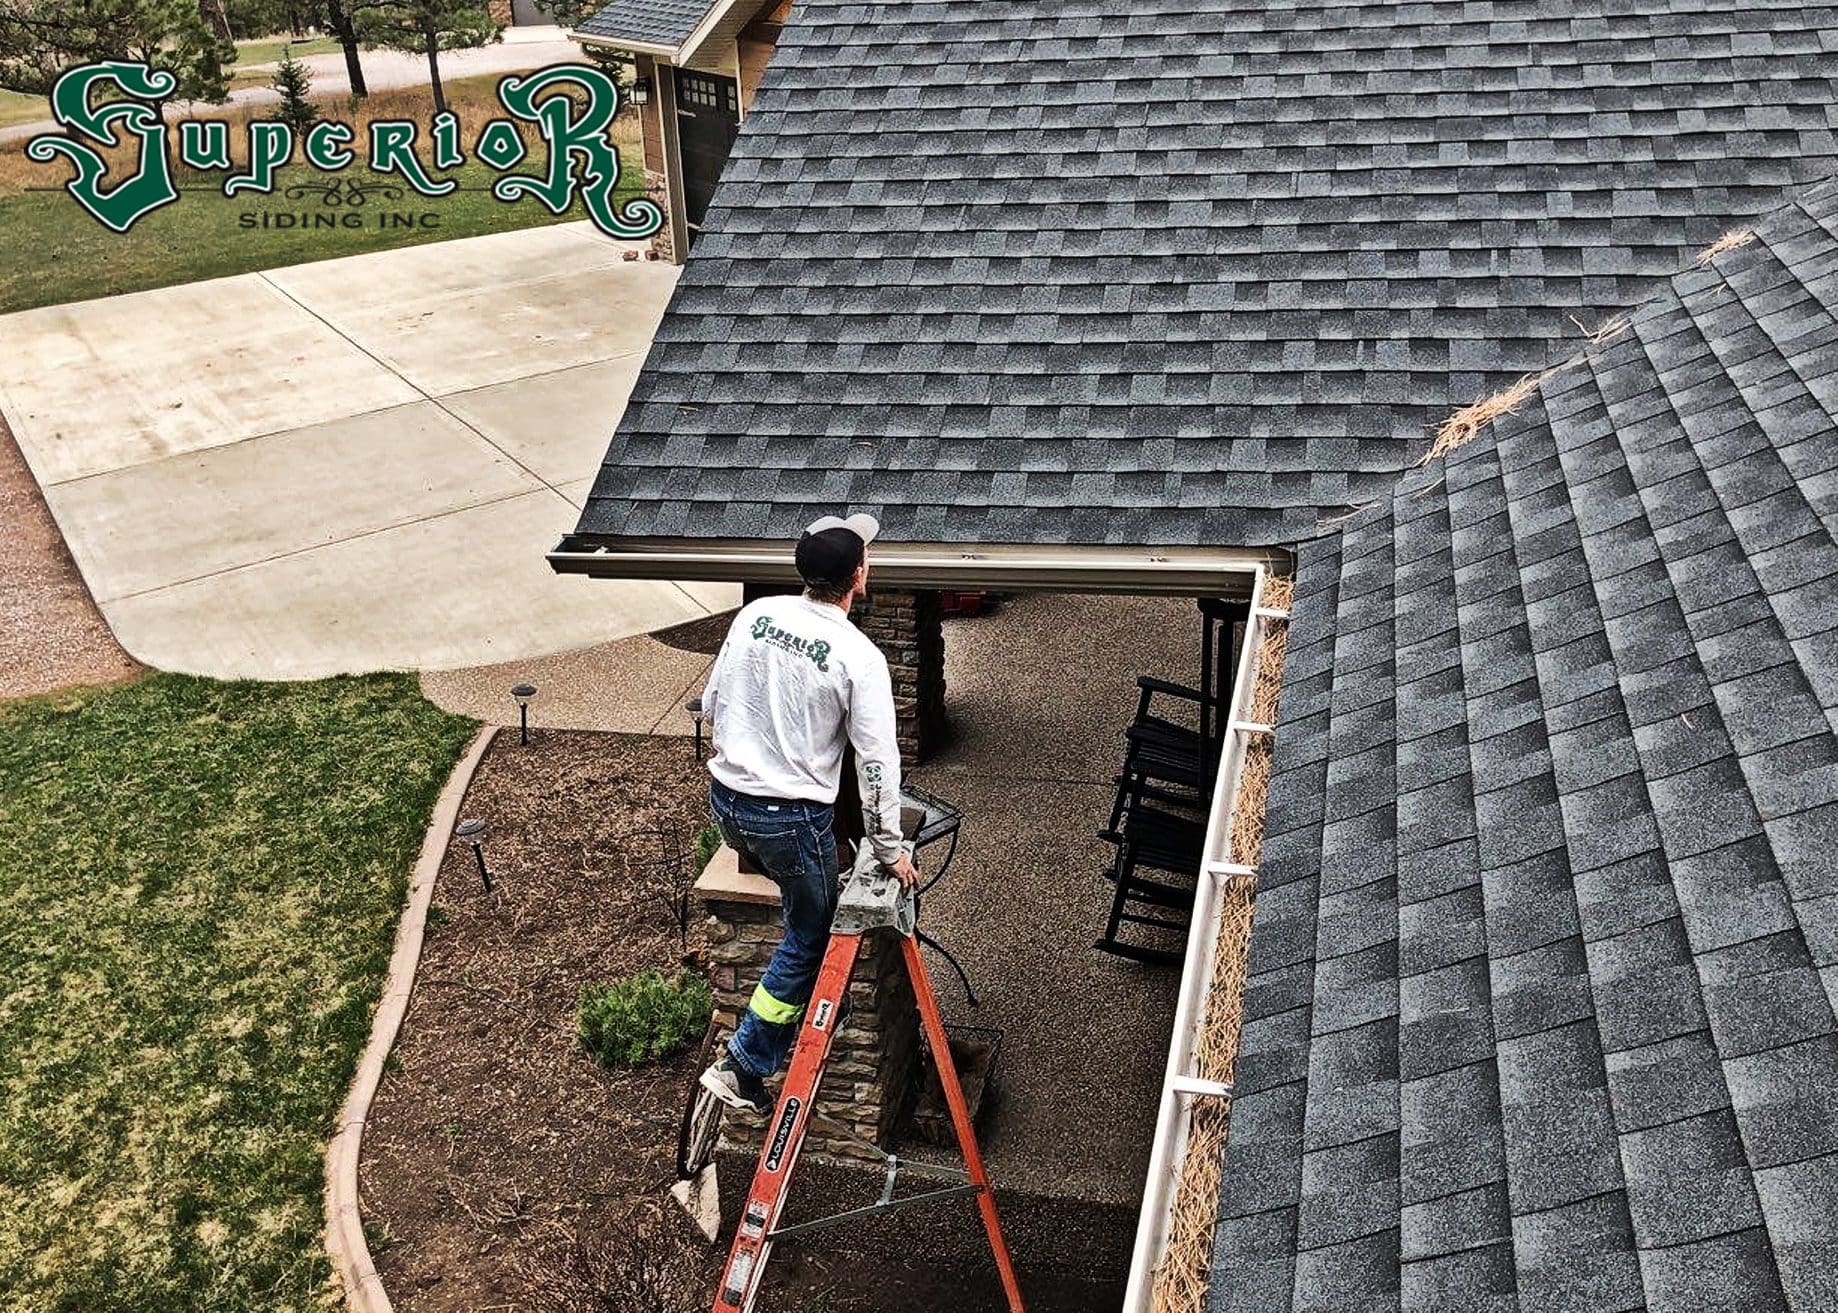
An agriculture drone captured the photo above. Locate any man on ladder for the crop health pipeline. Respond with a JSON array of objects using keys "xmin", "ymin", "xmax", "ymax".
[{"xmin": 697, "ymin": 512, "xmax": 920, "ymax": 1117}]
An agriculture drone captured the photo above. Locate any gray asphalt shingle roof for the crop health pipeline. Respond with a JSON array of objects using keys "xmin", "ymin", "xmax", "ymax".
[
  {"xmin": 1212, "ymin": 178, "xmax": 1838, "ymax": 1312},
  {"xmin": 573, "ymin": 0, "xmax": 714, "ymax": 49},
  {"xmin": 572, "ymin": 0, "xmax": 1838, "ymax": 549}
]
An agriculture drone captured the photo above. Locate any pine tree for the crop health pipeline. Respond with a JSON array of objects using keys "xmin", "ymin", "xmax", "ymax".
[
  {"xmin": 319, "ymin": 0, "xmax": 369, "ymax": 98},
  {"xmin": 0, "ymin": 0, "xmax": 235, "ymax": 101},
  {"xmin": 271, "ymin": 45, "xmax": 318, "ymax": 132},
  {"xmin": 354, "ymin": 0, "xmax": 498, "ymax": 116}
]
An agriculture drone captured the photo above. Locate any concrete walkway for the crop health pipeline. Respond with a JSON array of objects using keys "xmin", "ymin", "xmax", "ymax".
[
  {"xmin": 0, "ymin": 222, "xmax": 737, "ymax": 678},
  {"xmin": 913, "ymin": 592, "xmax": 1196, "ymax": 1206}
]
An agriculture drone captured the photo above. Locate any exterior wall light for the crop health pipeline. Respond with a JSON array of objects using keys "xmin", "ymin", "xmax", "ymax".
[{"xmin": 629, "ymin": 77, "xmax": 652, "ymax": 106}]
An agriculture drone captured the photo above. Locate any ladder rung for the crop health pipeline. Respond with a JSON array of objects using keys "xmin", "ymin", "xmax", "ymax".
[
  {"xmin": 1254, "ymin": 605, "xmax": 1291, "ymax": 621},
  {"xmin": 1230, "ymin": 719, "xmax": 1274, "ymax": 734},
  {"xmin": 1206, "ymin": 860, "xmax": 1256, "ymax": 877}
]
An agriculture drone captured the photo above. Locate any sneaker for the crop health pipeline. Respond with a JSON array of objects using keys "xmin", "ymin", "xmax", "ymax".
[{"xmin": 700, "ymin": 1054, "xmax": 772, "ymax": 1117}]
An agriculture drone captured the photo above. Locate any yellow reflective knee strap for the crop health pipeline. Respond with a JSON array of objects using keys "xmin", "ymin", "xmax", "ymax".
[{"xmin": 748, "ymin": 983, "xmax": 803, "ymax": 1026}]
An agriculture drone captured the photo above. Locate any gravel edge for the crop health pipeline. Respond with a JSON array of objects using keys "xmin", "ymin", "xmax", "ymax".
[{"xmin": 323, "ymin": 724, "xmax": 498, "ymax": 1313}]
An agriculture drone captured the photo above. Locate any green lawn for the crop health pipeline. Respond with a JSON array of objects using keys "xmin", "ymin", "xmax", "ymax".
[
  {"xmin": 235, "ymin": 35, "xmax": 344, "ymax": 68},
  {"xmin": 0, "ymin": 154, "xmax": 642, "ymax": 314},
  {"xmin": 229, "ymin": 38, "xmax": 346, "ymax": 89},
  {"xmin": 0, "ymin": 88, "xmax": 47, "ymax": 129},
  {"xmin": 0, "ymin": 673, "xmax": 475, "ymax": 1313}
]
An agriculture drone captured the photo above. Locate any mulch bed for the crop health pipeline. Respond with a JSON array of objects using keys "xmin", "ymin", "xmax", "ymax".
[
  {"xmin": 360, "ymin": 730, "xmax": 971, "ymax": 1313},
  {"xmin": 361, "ymin": 730, "xmax": 715, "ymax": 1313}
]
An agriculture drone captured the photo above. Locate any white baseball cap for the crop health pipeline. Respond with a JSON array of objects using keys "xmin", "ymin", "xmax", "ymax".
[
  {"xmin": 802, "ymin": 512, "xmax": 880, "ymax": 544},
  {"xmin": 795, "ymin": 513, "xmax": 880, "ymax": 588}
]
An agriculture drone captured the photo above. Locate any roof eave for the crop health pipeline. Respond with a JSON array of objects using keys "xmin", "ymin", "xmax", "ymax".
[
  {"xmin": 548, "ymin": 535, "xmax": 1290, "ymax": 595},
  {"xmin": 676, "ymin": 0, "xmax": 767, "ymax": 64},
  {"xmin": 567, "ymin": 28, "xmax": 683, "ymax": 57},
  {"xmin": 567, "ymin": 0, "xmax": 769, "ymax": 65}
]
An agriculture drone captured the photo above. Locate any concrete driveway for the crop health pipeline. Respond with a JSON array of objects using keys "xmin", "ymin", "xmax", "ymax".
[{"xmin": 0, "ymin": 222, "xmax": 737, "ymax": 678}]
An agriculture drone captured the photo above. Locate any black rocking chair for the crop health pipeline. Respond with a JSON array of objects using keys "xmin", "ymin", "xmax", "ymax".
[
  {"xmin": 1095, "ymin": 597, "xmax": 1250, "ymax": 962},
  {"xmin": 1094, "ymin": 773, "xmax": 1208, "ymax": 963}
]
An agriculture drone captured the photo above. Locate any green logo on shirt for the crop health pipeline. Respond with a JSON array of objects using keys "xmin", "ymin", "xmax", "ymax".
[{"xmin": 751, "ymin": 616, "xmax": 832, "ymax": 672}]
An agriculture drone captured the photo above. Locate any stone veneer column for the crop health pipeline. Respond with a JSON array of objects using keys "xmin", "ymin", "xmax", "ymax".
[
  {"xmin": 697, "ymin": 847, "xmax": 919, "ymax": 1162},
  {"xmin": 642, "ymin": 167, "xmax": 674, "ymax": 263},
  {"xmin": 855, "ymin": 589, "xmax": 947, "ymax": 765}
]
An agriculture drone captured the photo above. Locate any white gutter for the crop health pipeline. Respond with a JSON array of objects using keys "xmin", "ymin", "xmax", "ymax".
[
  {"xmin": 1121, "ymin": 565, "xmax": 1284, "ymax": 1311},
  {"xmin": 547, "ymin": 540, "xmax": 1288, "ymax": 595}
]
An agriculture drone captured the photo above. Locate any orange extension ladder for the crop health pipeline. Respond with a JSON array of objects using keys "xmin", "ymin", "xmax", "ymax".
[{"xmin": 710, "ymin": 845, "xmax": 1027, "ymax": 1313}]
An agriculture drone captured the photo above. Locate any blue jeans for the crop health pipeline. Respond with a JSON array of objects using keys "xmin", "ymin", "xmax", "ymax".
[{"xmin": 710, "ymin": 779, "xmax": 840, "ymax": 1078}]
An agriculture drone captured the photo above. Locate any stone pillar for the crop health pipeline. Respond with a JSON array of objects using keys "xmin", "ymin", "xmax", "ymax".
[
  {"xmin": 856, "ymin": 589, "xmax": 947, "ymax": 765},
  {"xmin": 643, "ymin": 167, "xmax": 674, "ymax": 263},
  {"xmin": 697, "ymin": 847, "xmax": 918, "ymax": 1163}
]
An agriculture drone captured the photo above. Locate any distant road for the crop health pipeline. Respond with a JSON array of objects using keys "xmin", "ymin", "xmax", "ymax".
[{"xmin": 0, "ymin": 26, "xmax": 582, "ymax": 144}]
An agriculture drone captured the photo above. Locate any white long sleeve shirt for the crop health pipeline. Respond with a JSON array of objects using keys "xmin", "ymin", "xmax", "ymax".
[{"xmin": 702, "ymin": 595, "xmax": 905, "ymax": 862}]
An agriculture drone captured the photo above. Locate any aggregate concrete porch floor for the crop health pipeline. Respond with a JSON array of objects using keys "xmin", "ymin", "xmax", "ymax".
[
  {"xmin": 0, "ymin": 223, "xmax": 737, "ymax": 678},
  {"xmin": 908, "ymin": 591, "xmax": 1201, "ymax": 1205},
  {"xmin": 420, "ymin": 630, "xmax": 715, "ymax": 736}
]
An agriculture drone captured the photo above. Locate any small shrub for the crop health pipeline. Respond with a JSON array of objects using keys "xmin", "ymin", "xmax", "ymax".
[
  {"xmin": 694, "ymin": 822, "xmax": 722, "ymax": 871},
  {"xmin": 362, "ymin": 1219, "xmax": 397, "ymax": 1255},
  {"xmin": 271, "ymin": 49, "xmax": 319, "ymax": 134},
  {"xmin": 578, "ymin": 969, "xmax": 712, "ymax": 1069}
]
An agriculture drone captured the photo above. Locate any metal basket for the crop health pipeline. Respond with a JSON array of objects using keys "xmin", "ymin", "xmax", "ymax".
[{"xmin": 910, "ymin": 1022, "xmax": 1003, "ymax": 1147}]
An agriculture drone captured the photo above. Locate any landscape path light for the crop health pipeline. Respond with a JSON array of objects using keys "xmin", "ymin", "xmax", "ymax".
[
  {"xmin": 511, "ymin": 682, "xmax": 537, "ymax": 745},
  {"xmin": 686, "ymin": 696, "xmax": 705, "ymax": 760},
  {"xmin": 455, "ymin": 817, "xmax": 493, "ymax": 892}
]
